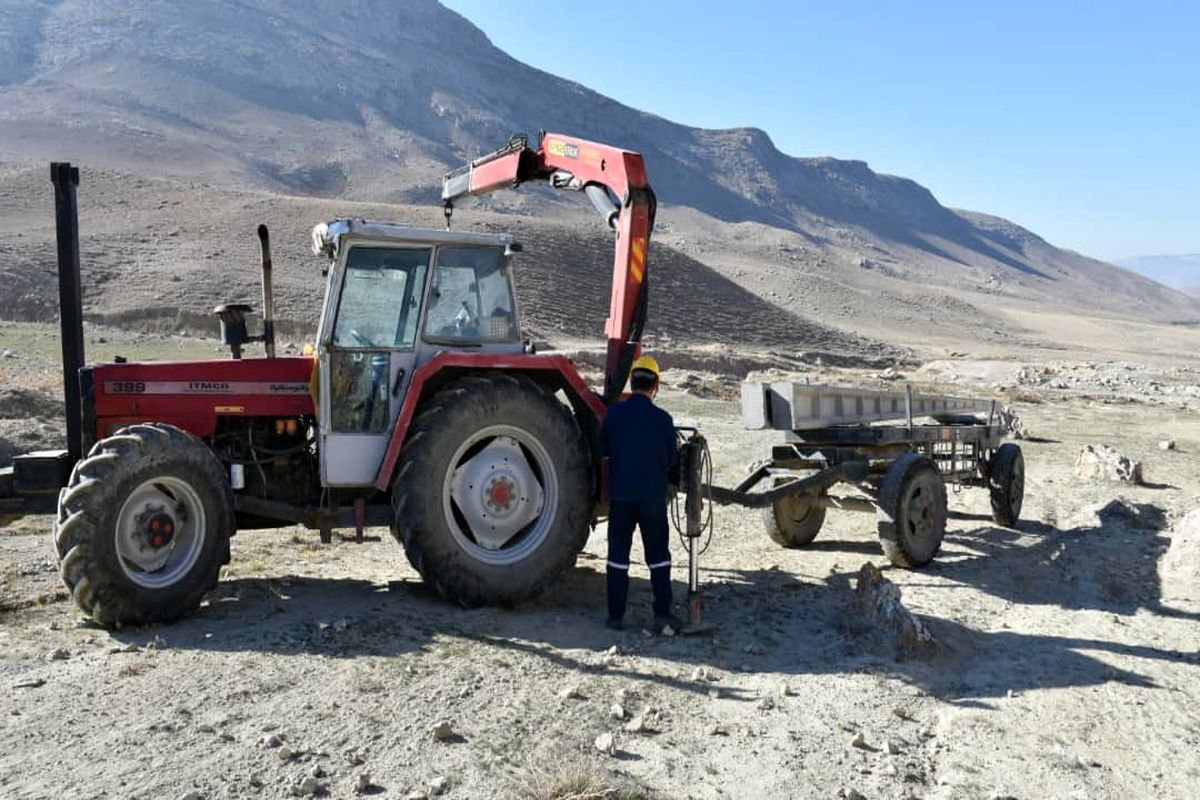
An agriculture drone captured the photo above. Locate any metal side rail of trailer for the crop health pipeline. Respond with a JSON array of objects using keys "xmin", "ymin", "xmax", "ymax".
[{"xmin": 691, "ymin": 381, "xmax": 1026, "ymax": 571}]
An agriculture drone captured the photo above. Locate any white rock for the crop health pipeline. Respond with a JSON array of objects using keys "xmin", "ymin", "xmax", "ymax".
[
  {"xmin": 47, "ymin": 648, "xmax": 70, "ymax": 661},
  {"xmin": 624, "ymin": 715, "xmax": 647, "ymax": 733},
  {"xmin": 706, "ymin": 722, "xmax": 727, "ymax": 736},
  {"xmin": 354, "ymin": 773, "xmax": 372, "ymax": 794},
  {"xmin": 1159, "ymin": 439, "xmax": 1176, "ymax": 451},
  {"xmin": 261, "ymin": 734, "xmax": 283, "ymax": 748},
  {"xmin": 308, "ymin": 764, "xmax": 325, "ymax": 779},
  {"xmin": 778, "ymin": 681, "xmax": 793, "ymax": 697},
  {"xmin": 849, "ymin": 731, "xmax": 867, "ymax": 749},
  {"xmin": 593, "ymin": 732, "xmax": 615, "ymax": 755},
  {"xmin": 757, "ymin": 696, "xmax": 775, "ymax": 711},
  {"xmin": 179, "ymin": 792, "xmax": 204, "ymax": 800},
  {"xmin": 557, "ymin": 685, "xmax": 584, "ymax": 700},
  {"xmin": 405, "ymin": 792, "xmax": 428, "ymax": 800},
  {"xmin": 293, "ymin": 776, "xmax": 320, "ymax": 797},
  {"xmin": 610, "ymin": 703, "xmax": 626, "ymax": 720},
  {"xmin": 431, "ymin": 720, "xmax": 456, "ymax": 742},
  {"xmin": 428, "ymin": 776, "xmax": 449, "ymax": 796},
  {"xmin": 277, "ymin": 745, "xmax": 295, "ymax": 761}
]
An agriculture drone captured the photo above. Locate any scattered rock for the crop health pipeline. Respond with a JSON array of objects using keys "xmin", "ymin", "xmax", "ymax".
[
  {"xmin": 849, "ymin": 731, "xmax": 868, "ymax": 749},
  {"xmin": 842, "ymin": 789, "xmax": 866, "ymax": 800},
  {"xmin": 624, "ymin": 715, "xmax": 647, "ymax": 734},
  {"xmin": 12, "ymin": 677, "xmax": 45, "ymax": 689},
  {"xmin": 292, "ymin": 776, "xmax": 321, "ymax": 797},
  {"xmin": 404, "ymin": 792, "xmax": 428, "ymax": 800},
  {"xmin": 345, "ymin": 750, "xmax": 365, "ymax": 767},
  {"xmin": 428, "ymin": 776, "xmax": 449, "ymax": 796},
  {"xmin": 277, "ymin": 745, "xmax": 295, "ymax": 761},
  {"xmin": 610, "ymin": 703, "xmax": 626, "ymax": 720},
  {"xmin": 852, "ymin": 562, "xmax": 939, "ymax": 658},
  {"xmin": 886, "ymin": 739, "xmax": 903, "ymax": 755},
  {"xmin": 1159, "ymin": 439, "xmax": 1176, "ymax": 451},
  {"xmin": 690, "ymin": 666, "xmax": 710, "ymax": 682},
  {"xmin": 308, "ymin": 764, "xmax": 326, "ymax": 779},
  {"xmin": 179, "ymin": 792, "xmax": 204, "ymax": 800},
  {"xmin": 593, "ymin": 732, "xmax": 615, "ymax": 755},
  {"xmin": 998, "ymin": 405, "xmax": 1028, "ymax": 439},
  {"xmin": 777, "ymin": 681, "xmax": 793, "ymax": 697},
  {"xmin": 757, "ymin": 696, "xmax": 775, "ymax": 711},
  {"xmin": 1161, "ymin": 509, "xmax": 1200, "ymax": 603},
  {"xmin": 557, "ymin": 685, "xmax": 584, "ymax": 700},
  {"xmin": 1075, "ymin": 444, "xmax": 1143, "ymax": 485},
  {"xmin": 354, "ymin": 773, "xmax": 373, "ymax": 794},
  {"xmin": 706, "ymin": 722, "xmax": 727, "ymax": 736},
  {"xmin": 261, "ymin": 734, "xmax": 283, "ymax": 749},
  {"xmin": 47, "ymin": 648, "xmax": 70, "ymax": 661},
  {"xmin": 431, "ymin": 721, "xmax": 457, "ymax": 742}
]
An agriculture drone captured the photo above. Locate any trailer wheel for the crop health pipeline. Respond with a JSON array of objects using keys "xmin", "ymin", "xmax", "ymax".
[
  {"xmin": 988, "ymin": 443, "xmax": 1024, "ymax": 527},
  {"xmin": 877, "ymin": 454, "xmax": 947, "ymax": 568},
  {"xmin": 52, "ymin": 423, "xmax": 234, "ymax": 628},
  {"xmin": 390, "ymin": 373, "xmax": 592, "ymax": 606},
  {"xmin": 762, "ymin": 476, "xmax": 826, "ymax": 547}
]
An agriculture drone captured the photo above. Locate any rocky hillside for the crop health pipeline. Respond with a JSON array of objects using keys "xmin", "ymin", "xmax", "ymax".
[{"xmin": 0, "ymin": 0, "xmax": 1195, "ymax": 328}]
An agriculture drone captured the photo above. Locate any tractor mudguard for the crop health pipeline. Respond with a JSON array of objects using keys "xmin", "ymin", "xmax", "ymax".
[{"xmin": 371, "ymin": 351, "xmax": 605, "ymax": 492}]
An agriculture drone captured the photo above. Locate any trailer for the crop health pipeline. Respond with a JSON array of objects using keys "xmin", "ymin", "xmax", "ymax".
[{"xmin": 671, "ymin": 380, "xmax": 1024, "ymax": 627}]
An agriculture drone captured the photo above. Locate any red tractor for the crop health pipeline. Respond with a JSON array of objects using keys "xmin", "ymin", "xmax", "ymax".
[{"xmin": 1, "ymin": 133, "xmax": 656, "ymax": 628}]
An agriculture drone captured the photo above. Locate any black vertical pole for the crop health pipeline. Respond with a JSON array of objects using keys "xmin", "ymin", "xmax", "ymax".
[{"xmin": 51, "ymin": 162, "xmax": 85, "ymax": 465}]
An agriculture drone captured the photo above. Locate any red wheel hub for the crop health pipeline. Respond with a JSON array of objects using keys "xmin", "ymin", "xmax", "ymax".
[
  {"xmin": 487, "ymin": 478, "xmax": 514, "ymax": 511},
  {"xmin": 145, "ymin": 513, "xmax": 176, "ymax": 549}
]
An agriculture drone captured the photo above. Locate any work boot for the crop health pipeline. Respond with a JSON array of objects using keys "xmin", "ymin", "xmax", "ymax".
[{"xmin": 654, "ymin": 613, "xmax": 684, "ymax": 636}]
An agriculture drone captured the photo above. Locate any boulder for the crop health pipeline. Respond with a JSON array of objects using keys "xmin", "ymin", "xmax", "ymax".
[{"xmin": 1075, "ymin": 444, "xmax": 1143, "ymax": 485}]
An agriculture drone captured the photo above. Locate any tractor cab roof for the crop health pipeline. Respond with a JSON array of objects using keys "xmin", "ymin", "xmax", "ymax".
[{"xmin": 311, "ymin": 218, "xmax": 516, "ymax": 260}]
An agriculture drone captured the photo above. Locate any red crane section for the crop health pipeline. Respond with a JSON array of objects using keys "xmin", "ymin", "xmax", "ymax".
[{"xmin": 442, "ymin": 132, "xmax": 656, "ymax": 404}]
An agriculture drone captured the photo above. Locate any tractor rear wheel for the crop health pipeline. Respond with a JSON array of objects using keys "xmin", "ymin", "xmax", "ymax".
[
  {"xmin": 390, "ymin": 373, "xmax": 592, "ymax": 606},
  {"xmin": 53, "ymin": 423, "xmax": 234, "ymax": 628},
  {"xmin": 876, "ymin": 454, "xmax": 947, "ymax": 568}
]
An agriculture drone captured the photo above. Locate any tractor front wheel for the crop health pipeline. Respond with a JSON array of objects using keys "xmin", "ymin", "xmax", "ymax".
[
  {"xmin": 390, "ymin": 373, "xmax": 592, "ymax": 606},
  {"xmin": 53, "ymin": 423, "xmax": 235, "ymax": 628}
]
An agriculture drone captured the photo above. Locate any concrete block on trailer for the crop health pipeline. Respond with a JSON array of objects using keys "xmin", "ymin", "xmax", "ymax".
[{"xmin": 742, "ymin": 381, "xmax": 991, "ymax": 432}]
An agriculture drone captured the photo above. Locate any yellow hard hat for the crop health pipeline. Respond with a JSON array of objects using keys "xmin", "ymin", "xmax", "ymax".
[{"xmin": 631, "ymin": 354, "xmax": 660, "ymax": 379}]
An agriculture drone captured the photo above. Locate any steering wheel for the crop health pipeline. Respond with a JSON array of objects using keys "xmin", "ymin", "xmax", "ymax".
[{"xmin": 347, "ymin": 328, "xmax": 375, "ymax": 347}]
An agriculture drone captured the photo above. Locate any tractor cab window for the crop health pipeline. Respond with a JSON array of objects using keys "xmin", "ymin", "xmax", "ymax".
[
  {"xmin": 424, "ymin": 247, "xmax": 518, "ymax": 344},
  {"xmin": 328, "ymin": 246, "xmax": 430, "ymax": 434},
  {"xmin": 333, "ymin": 247, "xmax": 430, "ymax": 349}
]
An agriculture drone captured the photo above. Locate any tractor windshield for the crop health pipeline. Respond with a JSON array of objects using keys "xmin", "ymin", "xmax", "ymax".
[
  {"xmin": 333, "ymin": 247, "xmax": 431, "ymax": 348},
  {"xmin": 424, "ymin": 247, "xmax": 518, "ymax": 344}
]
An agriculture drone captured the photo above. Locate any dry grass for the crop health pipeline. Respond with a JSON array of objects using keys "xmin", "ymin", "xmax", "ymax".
[{"xmin": 516, "ymin": 761, "xmax": 651, "ymax": 800}]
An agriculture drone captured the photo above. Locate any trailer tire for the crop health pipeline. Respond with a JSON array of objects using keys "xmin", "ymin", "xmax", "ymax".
[
  {"xmin": 390, "ymin": 373, "xmax": 592, "ymax": 607},
  {"xmin": 988, "ymin": 443, "xmax": 1024, "ymax": 527},
  {"xmin": 877, "ymin": 454, "xmax": 947, "ymax": 568},
  {"xmin": 52, "ymin": 423, "xmax": 234, "ymax": 628},
  {"xmin": 762, "ymin": 477, "xmax": 826, "ymax": 547}
]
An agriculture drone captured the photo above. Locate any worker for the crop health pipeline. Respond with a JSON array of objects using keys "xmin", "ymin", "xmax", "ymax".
[{"xmin": 601, "ymin": 354, "xmax": 682, "ymax": 634}]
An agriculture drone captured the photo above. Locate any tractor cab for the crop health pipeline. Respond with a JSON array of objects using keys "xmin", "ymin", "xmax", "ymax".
[{"xmin": 311, "ymin": 219, "xmax": 524, "ymax": 486}]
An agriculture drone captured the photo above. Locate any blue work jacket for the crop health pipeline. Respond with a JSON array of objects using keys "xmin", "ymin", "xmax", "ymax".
[{"xmin": 601, "ymin": 393, "xmax": 678, "ymax": 503}]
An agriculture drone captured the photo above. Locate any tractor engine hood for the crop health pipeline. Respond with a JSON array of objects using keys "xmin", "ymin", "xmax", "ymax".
[{"xmin": 89, "ymin": 357, "xmax": 317, "ymax": 441}]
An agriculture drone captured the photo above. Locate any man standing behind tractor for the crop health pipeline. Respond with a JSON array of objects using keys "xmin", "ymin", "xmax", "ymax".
[{"xmin": 601, "ymin": 355, "xmax": 683, "ymax": 634}]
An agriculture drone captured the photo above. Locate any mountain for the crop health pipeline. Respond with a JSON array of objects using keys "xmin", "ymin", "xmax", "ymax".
[
  {"xmin": 1116, "ymin": 254, "xmax": 1200, "ymax": 294},
  {"xmin": 0, "ymin": 0, "xmax": 1196, "ymax": 340}
]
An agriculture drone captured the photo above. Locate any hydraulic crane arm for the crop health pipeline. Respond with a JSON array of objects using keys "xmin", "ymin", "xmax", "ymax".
[{"xmin": 442, "ymin": 132, "xmax": 656, "ymax": 405}]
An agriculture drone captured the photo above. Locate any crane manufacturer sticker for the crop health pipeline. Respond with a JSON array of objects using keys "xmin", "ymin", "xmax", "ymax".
[
  {"xmin": 546, "ymin": 139, "xmax": 579, "ymax": 159},
  {"xmin": 103, "ymin": 380, "xmax": 311, "ymax": 396}
]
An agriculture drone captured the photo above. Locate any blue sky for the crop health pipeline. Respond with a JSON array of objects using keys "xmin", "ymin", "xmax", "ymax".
[{"xmin": 442, "ymin": 0, "xmax": 1198, "ymax": 262}]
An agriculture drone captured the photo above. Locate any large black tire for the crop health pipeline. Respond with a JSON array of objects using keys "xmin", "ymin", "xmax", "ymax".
[
  {"xmin": 53, "ymin": 423, "xmax": 235, "ymax": 628},
  {"xmin": 876, "ymin": 453, "xmax": 947, "ymax": 568},
  {"xmin": 390, "ymin": 373, "xmax": 592, "ymax": 606},
  {"xmin": 988, "ymin": 443, "xmax": 1025, "ymax": 527},
  {"xmin": 762, "ymin": 476, "xmax": 826, "ymax": 547}
]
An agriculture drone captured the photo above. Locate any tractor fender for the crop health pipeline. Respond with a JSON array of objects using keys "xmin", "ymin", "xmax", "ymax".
[{"xmin": 372, "ymin": 351, "xmax": 606, "ymax": 492}]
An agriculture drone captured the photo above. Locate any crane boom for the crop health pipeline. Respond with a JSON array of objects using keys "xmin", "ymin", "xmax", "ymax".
[{"xmin": 442, "ymin": 132, "xmax": 656, "ymax": 405}]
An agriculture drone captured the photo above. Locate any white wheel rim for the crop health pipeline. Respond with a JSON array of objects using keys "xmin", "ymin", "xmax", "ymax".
[
  {"xmin": 115, "ymin": 476, "xmax": 207, "ymax": 589},
  {"xmin": 441, "ymin": 424, "xmax": 558, "ymax": 566}
]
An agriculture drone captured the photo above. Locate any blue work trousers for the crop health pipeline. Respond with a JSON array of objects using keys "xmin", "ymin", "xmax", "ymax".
[{"xmin": 606, "ymin": 499, "xmax": 673, "ymax": 621}]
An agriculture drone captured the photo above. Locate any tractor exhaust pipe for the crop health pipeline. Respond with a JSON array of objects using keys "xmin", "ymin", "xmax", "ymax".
[
  {"xmin": 257, "ymin": 224, "xmax": 276, "ymax": 359},
  {"xmin": 50, "ymin": 163, "xmax": 85, "ymax": 465}
]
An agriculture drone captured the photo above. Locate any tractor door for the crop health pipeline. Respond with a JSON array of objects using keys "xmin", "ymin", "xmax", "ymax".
[{"xmin": 317, "ymin": 245, "xmax": 431, "ymax": 486}]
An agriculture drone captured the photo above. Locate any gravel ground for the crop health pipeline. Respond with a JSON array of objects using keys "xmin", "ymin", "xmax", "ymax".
[{"xmin": 3, "ymin": 354, "xmax": 1200, "ymax": 799}]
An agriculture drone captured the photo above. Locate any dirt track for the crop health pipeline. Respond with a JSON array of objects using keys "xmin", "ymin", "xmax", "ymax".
[{"xmin": 3, "ymin": 355, "xmax": 1200, "ymax": 799}]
